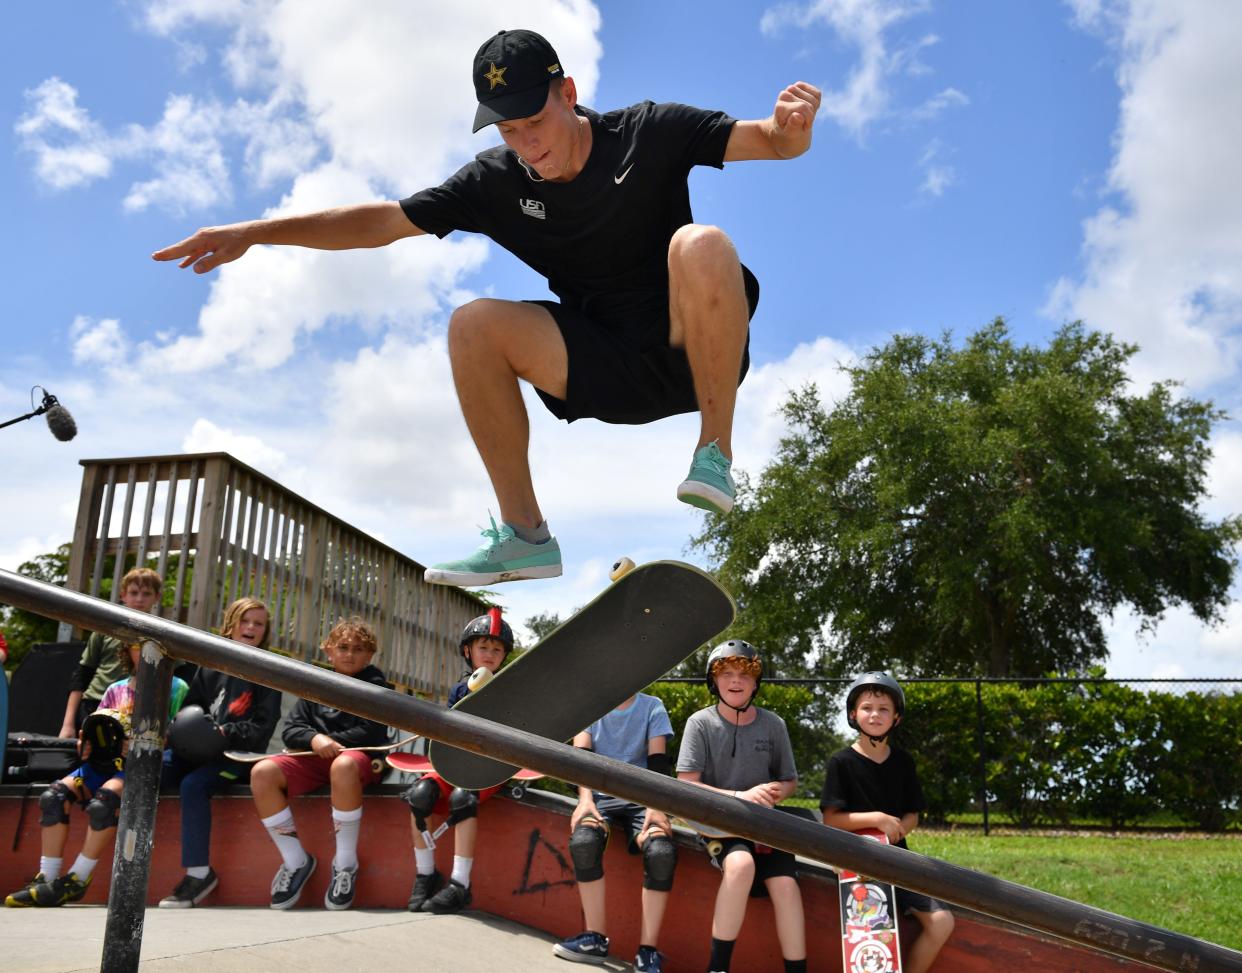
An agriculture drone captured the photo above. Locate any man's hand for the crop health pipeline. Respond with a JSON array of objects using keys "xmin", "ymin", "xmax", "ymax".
[
  {"xmin": 58, "ymin": 721, "xmax": 77, "ymax": 740},
  {"xmin": 639, "ymin": 808, "xmax": 672, "ymax": 844},
  {"xmin": 152, "ymin": 223, "xmax": 255, "ymax": 275},
  {"xmin": 769, "ymin": 81, "xmax": 821, "ymax": 158},
  {"xmin": 737, "ymin": 781, "xmax": 784, "ymax": 808},
  {"xmin": 872, "ymin": 813, "xmax": 907, "ymax": 844}
]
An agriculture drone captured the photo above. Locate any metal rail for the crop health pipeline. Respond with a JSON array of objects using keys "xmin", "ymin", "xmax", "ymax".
[{"xmin": 2, "ymin": 569, "xmax": 1239, "ymax": 973}]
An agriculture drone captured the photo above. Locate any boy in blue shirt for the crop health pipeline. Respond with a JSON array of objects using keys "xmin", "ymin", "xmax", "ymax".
[{"xmin": 554, "ymin": 692, "xmax": 678, "ymax": 973}]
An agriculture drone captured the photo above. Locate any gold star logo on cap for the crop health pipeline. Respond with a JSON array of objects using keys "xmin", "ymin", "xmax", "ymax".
[{"xmin": 484, "ymin": 62, "xmax": 507, "ymax": 90}]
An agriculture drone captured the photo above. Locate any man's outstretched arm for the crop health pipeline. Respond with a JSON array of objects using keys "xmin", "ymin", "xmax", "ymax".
[
  {"xmin": 724, "ymin": 81, "xmax": 822, "ymax": 162},
  {"xmin": 152, "ymin": 200, "xmax": 425, "ymax": 275}
]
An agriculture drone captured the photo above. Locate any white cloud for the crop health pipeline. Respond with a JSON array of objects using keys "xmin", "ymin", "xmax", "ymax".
[
  {"xmin": 1050, "ymin": 0, "xmax": 1242, "ymax": 390},
  {"xmin": 181, "ymin": 417, "xmax": 291, "ymax": 478},
  {"xmin": 15, "ymin": 78, "xmax": 113, "ymax": 189},
  {"xmin": 70, "ymin": 316, "xmax": 128, "ymax": 368},
  {"xmin": 760, "ymin": 0, "xmax": 934, "ymax": 139},
  {"xmin": 916, "ymin": 138, "xmax": 956, "ymax": 197}
]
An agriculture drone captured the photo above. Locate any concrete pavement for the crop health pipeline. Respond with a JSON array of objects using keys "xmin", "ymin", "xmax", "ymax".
[{"xmin": 2, "ymin": 905, "xmax": 633, "ymax": 973}]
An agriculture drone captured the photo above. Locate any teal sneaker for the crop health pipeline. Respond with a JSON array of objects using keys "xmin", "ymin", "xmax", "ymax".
[
  {"xmin": 425, "ymin": 516, "xmax": 562, "ymax": 586},
  {"xmin": 676, "ymin": 441, "xmax": 735, "ymax": 514}
]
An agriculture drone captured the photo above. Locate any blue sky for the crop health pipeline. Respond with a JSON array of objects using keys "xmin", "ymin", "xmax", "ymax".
[{"xmin": 3, "ymin": 1, "xmax": 1240, "ymax": 678}]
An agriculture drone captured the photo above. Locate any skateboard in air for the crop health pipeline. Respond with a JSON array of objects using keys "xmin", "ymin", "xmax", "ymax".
[
  {"xmin": 428, "ymin": 558, "xmax": 735, "ymax": 790},
  {"xmin": 839, "ymin": 828, "xmax": 903, "ymax": 973}
]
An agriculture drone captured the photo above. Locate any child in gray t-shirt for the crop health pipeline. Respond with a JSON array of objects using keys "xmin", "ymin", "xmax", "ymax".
[{"xmin": 676, "ymin": 641, "xmax": 806, "ymax": 973}]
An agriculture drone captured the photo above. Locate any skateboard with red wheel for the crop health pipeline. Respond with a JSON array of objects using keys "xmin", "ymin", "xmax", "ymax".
[
  {"xmin": 839, "ymin": 828, "xmax": 903, "ymax": 973},
  {"xmin": 428, "ymin": 559, "xmax": 734, "ymax": 790},
  {"xmin": 386, "ymin": 751, "xmax": 545, "ymax": 799}
]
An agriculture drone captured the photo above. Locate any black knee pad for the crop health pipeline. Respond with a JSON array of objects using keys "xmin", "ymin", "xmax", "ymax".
[
  {"xmin": 568, "ymin": 821, "xmax": 609, "ymax": 883},
  {"xmin": 446, "ymin": 787, "xmax": 478, "ymax": 827},
  {"xmin": 642, "ymin": 834, "xmax": 677, "ymax": 892},
  {"xmin": 86, "ymin": 788, "xmax": 122, "ymax": 832},
  {"xmin": 402, "ymin": 776, "xmax": 442, "ymax": 828},
  {"xmin": 38, "ymin": 781, "xmax": 74, "ymax": 827}
]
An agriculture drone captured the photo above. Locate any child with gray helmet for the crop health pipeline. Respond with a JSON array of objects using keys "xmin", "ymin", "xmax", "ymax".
[
  {"xmin": 821, "ymin": 671, "xmax": 954, "ymax": 973},
  {"xmin": 676, "ymin": 640, "xmax": 806, "ymax": 973}
]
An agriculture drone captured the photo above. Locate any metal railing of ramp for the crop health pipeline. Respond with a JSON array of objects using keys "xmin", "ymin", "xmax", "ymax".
[{"xmin": 1, "ymin": 569, "xmax": 1239, "ymax": 973}]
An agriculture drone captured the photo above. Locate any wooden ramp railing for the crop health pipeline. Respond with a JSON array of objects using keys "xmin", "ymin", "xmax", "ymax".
[{"xmin": 1, "ymin": 569, "xmax": 1238, "ymax": 973}]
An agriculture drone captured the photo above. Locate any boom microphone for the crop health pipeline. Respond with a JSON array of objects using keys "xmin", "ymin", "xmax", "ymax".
[{"xmin": 42, "ymin": 392, "xmax": 77, "ymax": 442}]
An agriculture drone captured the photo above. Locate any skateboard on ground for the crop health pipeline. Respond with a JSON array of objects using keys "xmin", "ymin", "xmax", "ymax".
[
  {"xmin": 428, "ymin": 559, "xmax": 735, "ymax": 790},
  {"xmin": 224, "ymin": 735, "xmax": 418, "ymax": 778},
  {"xmin": 839, "ymin": 828, "xmax": 903, "ymax": 973},
  {"xmin": 386, "ymin": 751, "xmax": 545, "ymax": 799}
]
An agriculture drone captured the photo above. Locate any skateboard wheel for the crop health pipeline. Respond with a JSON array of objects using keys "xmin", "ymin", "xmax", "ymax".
[
  {"xmin": 707, "ymin": 840, "xmax": 723, "ymax": 858},
  {"xmin": 467, "ymin": 666, "xmax": 493, "ymax": 692},
  {"xmin": 610, "ymin": 556, "xmax": 636, "ymax": 581},
  {"xmin": 509, "ymin": 783, "xmax": 527, "ymax": 800}
]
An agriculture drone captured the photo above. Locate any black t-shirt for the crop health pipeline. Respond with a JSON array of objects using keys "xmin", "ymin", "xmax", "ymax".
[
  {"xmin": 399, "ymin": 101, "xmax": 736, "ymax": 318},
  {"xmin": 819, "ymin": 746, "xmax": 926, "ymax": 850}
]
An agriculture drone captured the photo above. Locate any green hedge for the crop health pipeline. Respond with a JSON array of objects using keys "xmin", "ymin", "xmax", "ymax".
[{"xmin": 904, "ymin": 682, "xmax": 1242, "ymax": 830}]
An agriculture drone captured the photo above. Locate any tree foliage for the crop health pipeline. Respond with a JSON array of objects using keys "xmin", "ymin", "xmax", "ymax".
[
  {"xmin": 0, "ymin": 543, "xmax": 70, "ymax": 669},
  {"xmin": 694, "ymin": 320, "xmax": 1241, "ymax": 676}
]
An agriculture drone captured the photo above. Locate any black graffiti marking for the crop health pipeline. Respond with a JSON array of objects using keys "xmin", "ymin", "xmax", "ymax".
[{"xmin": 514, "ymin": 827, "xmax": 576, "ymax": 895}]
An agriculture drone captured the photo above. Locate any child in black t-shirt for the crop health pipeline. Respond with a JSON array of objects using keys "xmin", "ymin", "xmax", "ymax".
[{"xmin": 820, "ymin": 672, "xmax": 954, "ymax": 973}]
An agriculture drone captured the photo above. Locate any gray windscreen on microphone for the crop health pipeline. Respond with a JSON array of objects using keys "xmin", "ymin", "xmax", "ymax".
[{"xmin": 45, "ymin": 403, "xmax": 78, "ymax": 442}]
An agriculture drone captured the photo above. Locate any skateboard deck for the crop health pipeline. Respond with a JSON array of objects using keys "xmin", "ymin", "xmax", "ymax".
[
  {"xmin": 839, "ymin": 828, "xmax": 903, "ymax": 973},
  {"xmin": 673, "ymin": 816, "xmax": 732, "ymax": 858},
  {"xmin": 386, "ymin": 750, "xmax": 543, "ymax": 781},
  {"xmin": 429, "ymin": 559, "xmax": 734, "ymax": 790},
  {"xmin": 224, "ymin": 735, "xmax": 417, "ymax": 763}
]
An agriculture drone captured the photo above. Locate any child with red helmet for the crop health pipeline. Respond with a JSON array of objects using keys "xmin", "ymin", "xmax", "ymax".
[
  {"xmin": 403, "ymin": 607, "xmax": 511, "ymax": 914},
  {"xmin": 821, "ymin": 671, "xmax": 954, "ymax": 973}
]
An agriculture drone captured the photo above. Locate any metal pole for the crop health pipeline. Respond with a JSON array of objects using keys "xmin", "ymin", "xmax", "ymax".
[
  {"xmin": 1, "ymin": 569, "xmax": 1240, "ymax": 973},
  {"xmin": 100, "ymin": 639, "xmax": 174, "ymax": 973}
]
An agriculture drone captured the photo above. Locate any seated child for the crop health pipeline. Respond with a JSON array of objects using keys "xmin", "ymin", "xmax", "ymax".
[
  {"xmin": 7, "ymin": 639, "xmax": 189, "ymax": 907},
  {"xmin": 554, "ymin": 691, "xmax": 678, "ymax": 973},
  {"xmin": 676, "ymin": 640, "xmax": 806, "ymax": 973},
  {"xmin": 404, "ymin": 609, "xmax": 511, "ymax": 914},
  {"xmin": 249, "ymin": 617, "xmax": 389, "ymax": 911},
  {"xmin": 820, "ymin": 671, "xmax": 954, "ymax": 973},
  {"xmin": 158, "ymin": 596, "xmax": 283, "ymax": 907},
  {"xmin": 57, "ymin": 568, "xmax": 163, "ymax": 738}
]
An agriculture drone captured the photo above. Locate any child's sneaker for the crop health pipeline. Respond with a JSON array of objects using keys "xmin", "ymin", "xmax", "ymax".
[
  {"xmin": 407, "ymin": 869, "xmax": 444, "ymax": 912},
  {"xmin": 31, "ymin": 872, "xmax": 91, "ymax": 907},
  {"xmin": 158, "ymin": 868, "xmax": 218, "ymax": 908},
  {"xmin": 635, "ymin": 945, "xmax": 665, "ymax": 972},
  {"xmin": 324, "ymin": 863, "xmax": 357, "ymax": 911},
  {"xmin": 269, "ymin": 854, "xmax": 316, "ymax": 910},
  {"xmin": 421, "ymin": 878, "xmax": 472, "ymax": 913},
  {"xmin": 4, "ymin": 873, "xmax": 48, "ymax": 908},
  {"xmin": 676, "ymin": 441, "xmax": 735, "ymax": 514},
  {"xmin": 424, "ymin": 515, "xmax": 562, "ymax": 586},
  {"xmin": 552, "ymin": 930, "xmax": 610, "ymax": 964}
]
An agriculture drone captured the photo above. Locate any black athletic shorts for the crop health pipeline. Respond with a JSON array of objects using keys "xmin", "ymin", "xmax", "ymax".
[
  {"xmin": 595, "ymin": 796, "xmax": 652, "ymax": 853},
  {"xmin": 712, "ymin": 836, "xmax": 798, "ymax": 898},
  {"xmin": 530, "ymin": 264, "xmax": 760, "ymax": 425}
]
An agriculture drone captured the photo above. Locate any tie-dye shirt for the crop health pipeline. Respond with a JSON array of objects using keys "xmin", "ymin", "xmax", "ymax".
[{"xmin": 98, "ymin": 674, "xmax": 189, "ymax": 735}]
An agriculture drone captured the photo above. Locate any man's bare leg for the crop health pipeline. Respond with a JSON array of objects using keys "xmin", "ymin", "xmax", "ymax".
[
  {"xmin": 668, "ymin": 224, "xmax": 749, "ymax": 514},
  {"xmin": 447, "ymin": 298, "xmax": 568, "ymax": 529}
]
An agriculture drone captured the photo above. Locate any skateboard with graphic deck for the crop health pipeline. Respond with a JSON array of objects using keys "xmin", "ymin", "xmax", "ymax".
[
  {"xmin": 839, "ymin": 828, "xmax": 903, "ymax": 973},
  {"xmin": 223, "ymin": 735, "xmax": 418, "ymax": 778},
  {"xmin": 428, "ymin": 559, "xmax": 735, "ymax": 790},
  {"xmin": 386, "ymin": 751, "xmax": 545, "ymax": 799}
]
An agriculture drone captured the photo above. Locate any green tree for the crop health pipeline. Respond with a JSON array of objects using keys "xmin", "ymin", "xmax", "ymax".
[
  {"xmin": 695, "ymin": 321, "xmax": 1241, "ymax": 676},
  {"xmin": 1, "ymin": 543, "xmax": 71, "ymax": 670}
]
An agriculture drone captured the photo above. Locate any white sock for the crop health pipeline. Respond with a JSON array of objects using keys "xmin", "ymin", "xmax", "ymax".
[
  {"xmin": 39, "ymin": 856, "xmax": 63, "ymax": 881},
  {"xmin": 414, "ymin": 846, "xmax": 436, "ymax": 875},
  {"xmin": 186, "ymin": 865, "xmax": 211, "ymax": 880},
  {"xmin": 70, "ymin": 854, "xmax": 98, "ymax": 881},
  {"xmin": 332, "ymin": 806, "xmax": 363, "ymax": 870},
  {"xmin": 451, "ymin": 855, "xmax": 473, "ymax": 888},
  {"xmin": 261, "ymin": 808, "xmax": 308, "ymax": 871}
]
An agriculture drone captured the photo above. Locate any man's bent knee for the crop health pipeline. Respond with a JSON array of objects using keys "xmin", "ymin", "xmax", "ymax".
[{"xmin": 568, "ymin": 821, "xmax": 609, "ymax": 883}]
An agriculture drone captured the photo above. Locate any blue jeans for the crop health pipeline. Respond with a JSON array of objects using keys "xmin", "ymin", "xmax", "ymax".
[{"xmin": 161, "ymin": 750, "xmax": 245, "ymax": 868}]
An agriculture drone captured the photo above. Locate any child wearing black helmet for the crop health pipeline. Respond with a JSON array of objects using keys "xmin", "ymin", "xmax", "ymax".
[
  {"xmin": 820, "ymin": 671, "xmax": 954, "ymax": 973},
  {"xmin": 158, "ymin": 597, "xmax": 282, "ymax": 908},
  {"xmin": 676, "ymin": 640, "xmax": 806, "ymax": 973},
  {"xmin": 403, "ymin": 607, "xmax": 511, "ymax": 915}
]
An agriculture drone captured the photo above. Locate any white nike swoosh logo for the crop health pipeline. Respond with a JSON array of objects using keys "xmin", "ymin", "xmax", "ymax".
[{"xmin": 614, "ymin": 163, "xmax": 635, "ymax": 184}]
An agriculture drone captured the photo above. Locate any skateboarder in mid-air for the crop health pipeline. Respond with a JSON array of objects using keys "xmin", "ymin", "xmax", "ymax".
[{"xmin": 154, "ymin": 28, "xmax": 821, "ymax": 587}]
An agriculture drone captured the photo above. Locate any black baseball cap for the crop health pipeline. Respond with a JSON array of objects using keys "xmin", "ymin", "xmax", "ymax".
[{"xmin": 472, "ymin": 29, "xmax": 565, "ymax": 133}]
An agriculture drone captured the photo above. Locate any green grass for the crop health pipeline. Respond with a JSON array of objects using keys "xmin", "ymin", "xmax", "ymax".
[{"xmin": 911, "ymin": 830, "xmax": 1242, "ymax": 951}]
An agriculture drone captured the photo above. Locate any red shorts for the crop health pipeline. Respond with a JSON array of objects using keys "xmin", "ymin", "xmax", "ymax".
[
  {"xmin": 421, "ymin": 771, "xmax": 502, "ymax": 815},
  {"xmin": 268, "ymin": 750, "xmax": 383, "ymax": 798}
]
